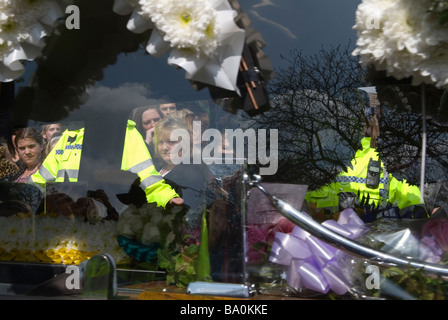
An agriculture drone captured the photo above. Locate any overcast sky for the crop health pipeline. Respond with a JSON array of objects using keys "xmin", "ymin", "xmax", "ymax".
[{"xmin": 244, "ymin": 0, "xmax": 361, "ymax": 67}]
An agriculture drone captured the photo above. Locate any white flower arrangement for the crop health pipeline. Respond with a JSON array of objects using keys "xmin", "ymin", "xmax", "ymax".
[
  {"xmin": 139, "ymin": 0, "xmax": 219, "ymax": 58},
  {"xmin": 0, "ymin": 0, "xmax": 68, "ymax": 82},
  {"xmin": 0, "ymin": 215, "xmax": 128, "ymax": 265},
  {"xmin": 0, "ymin": 0, "xmax": 246, "ymax": 92},
  {"xmin": 353, "ymin": 0, "xmax": 448, "ymax": 89},
  {"xmin": 113, "ymin": 0, "xmax": 245, "ymax": 93},
  {"xmin": 115, "ymin": 203, "xmax": 177, "ymax": 247}
]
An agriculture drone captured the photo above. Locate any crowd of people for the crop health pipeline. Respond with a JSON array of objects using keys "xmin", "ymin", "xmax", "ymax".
[
  {"xmin": 0, "ymin": 102, "xmax": 237, "ymax": 226},
  {"xmin": 0, "ymin": 101, "xmax": 214, "ymax": 185}
]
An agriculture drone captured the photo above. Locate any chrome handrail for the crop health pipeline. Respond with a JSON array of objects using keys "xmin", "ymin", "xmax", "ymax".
[{"xmin": 246, "ymin": 174, "xmax": 448, "ymax": 276}]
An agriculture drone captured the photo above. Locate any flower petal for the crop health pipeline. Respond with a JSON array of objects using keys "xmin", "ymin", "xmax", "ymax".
[
  {"xmin": 127, "ymin": 9, "xmax": 153, "ymax": 34},
  {"xmin": 146, "ymin": 30, "xmax": 172, "ymax": 58}
]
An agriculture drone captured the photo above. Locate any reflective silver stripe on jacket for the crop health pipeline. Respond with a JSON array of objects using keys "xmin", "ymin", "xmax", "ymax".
[
  {"xmin": 140, "ymin": 174, "xmax": 163, "ymax": 189},
  {"xmin": 56, "ymin": 169, "xmax": 79, "ymax": 180},
  {"xmin": 126, "ymin": 158, "xmax": 162, "ymax": 188},
  {"xmin": 127, "ymin": 159, "xmax": 154, "ymax": 174},
  {"xmin": 38, "ymin": 165, "xmax": 56, "ymax": 181}
]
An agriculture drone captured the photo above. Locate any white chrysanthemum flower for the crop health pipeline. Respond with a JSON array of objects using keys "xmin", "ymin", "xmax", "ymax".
[
  {"xmin": 6, "ymin": 225, "xmax": 20, "ymax": 242},
  {"xmin": 161, "ymin": 213, "xmax": 175, "ymax": 228},
  {"xmin": 0, "ymin": 0, "xmax": 65, "ymax": 81},
  {"xmin": 12, "ymin": 0, "xmax": 50, "ymax": 24},
  {"xmin": 140, "ymin": 223, "xmax": 160, "ymax": 245},
  {"xmin": 353, "ymin": 0, "xmax": 448, "ymax": 88},
  {"xmin": 0, "ymin": 2, "xmax": 35, "ymax": 43},
  {"xmin": 113, "ymin": 0, "xmax": 245, "ymax": 93},
  {"xmin": 0, "ymin": 15, "xmax": 26, "ymax": 44},
  {"xmin": 116, "ymin": 207, "xmax": 144, "ymax": 238},
  {"xmin": 139, "ymin": 0, "xmax": 219, "ymax": 57},
  {"xmin": 150, "ymin": 210, "xmax": 163, "ymax": 225}
]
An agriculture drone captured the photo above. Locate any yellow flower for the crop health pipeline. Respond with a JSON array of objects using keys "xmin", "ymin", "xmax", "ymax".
[
  {"xmin": 34, "ymin": 249, "xmax": 53, "ymax": 263},
  {"xmin": 0, "ymin": 248, "xmax": 18, "ymax": 261},
  {"xmin": 62, "ymin": 255, "xmax": 73, "ymax": 264}
]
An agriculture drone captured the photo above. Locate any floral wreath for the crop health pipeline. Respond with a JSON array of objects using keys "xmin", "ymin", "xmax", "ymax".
[{"xmin": 0, "ymin": 0, "xmax": 246, "ymax": 95}]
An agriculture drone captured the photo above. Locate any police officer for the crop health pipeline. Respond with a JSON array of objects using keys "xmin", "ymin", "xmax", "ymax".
[
  {"xmin": 31, "ymin": 119, "xmax": 183, "ymax": 209},
  {"xmin": 305, "ymin": 106, "xmax": 424, "ymax": 220}
]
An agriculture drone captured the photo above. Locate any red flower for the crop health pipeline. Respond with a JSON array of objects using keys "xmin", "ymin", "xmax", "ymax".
[
  {"xmin": 247, "ymin": 219, "xmax": 296, "ymax": 264},
  {"xmin": 266, "ymin": 217, "xmax": 296, "ymax": 245},
  {"xmin": 422, "ymin": 218, "xmax": 448, "ymax": 255},
  {"xmin": 247, "ymin": 224, "xmax": 271, "ymax": 263},
  {"xmin": 247, "ymin": 224, "xmax": 270, "ymax": 245},
  {"xmin": 275, "ymin": 217, "xmax": 296, "ymax": 233}
]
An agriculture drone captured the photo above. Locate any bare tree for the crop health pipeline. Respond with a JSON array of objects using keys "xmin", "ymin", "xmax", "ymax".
[
  {"xmin": 247, "ymin": 43, "xmax": 369, "ymax": 190},
  {"xmin": 241, "ymin": 42, "xmax": 448, "ymax": 213},
  {"xmin": 376, "ymin": 84, "xmax": 448, "ymax": 185}
]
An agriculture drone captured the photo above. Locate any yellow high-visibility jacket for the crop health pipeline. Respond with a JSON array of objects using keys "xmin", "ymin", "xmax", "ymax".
[
  {"xmin": 31, "ymin": 120, "xmax": 179, "ymax": 208},
  {"xmin": 305, "ymin": 137, "xmax": 422, "ymax": 212},
  {"xmin": 31, "ymin": 128, "xmax": 84, "ymax": 184},
  {"xmin": 121, "ymin": 120, "xmax": 179, "ymax": 208}
]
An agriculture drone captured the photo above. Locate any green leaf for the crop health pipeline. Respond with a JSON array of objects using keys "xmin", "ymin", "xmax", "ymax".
[
  {"xmin": 136, "ymin": 261, "xmax": 158, "ymax": 271},
  {"xmin": 166, "ymin": 274, "xmax": 175, "ymax": 286},
  {"xmin": 185, "ymin": 244, "xmax": 199, "ymax": 255},
  {"xmin": 157, "ymin": 248, "xmax": 173, "ymax": 269},
  {"xmin": 196, "ymin": 207, "xmax": 211, "ymax": 281}
]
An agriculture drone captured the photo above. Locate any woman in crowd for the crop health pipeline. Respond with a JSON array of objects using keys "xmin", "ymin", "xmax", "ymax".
[
  {"xmin": 154, "ymin": 117, "xmax": 193, "ymax": 175},
  {"xmin": 41, "ymin": 123, "xmax": 63, "ymax": 154},
  {"xmin": 132, "ymin": 105, "xmax": 162, "ymax": 152},
  {"xmin": 140, "ymin": 106, "xmax": 162, "ymax": 146},
  {"xmin": 12, "ymin": 127, "xmax": 46, "ymax": 183},
  {"xmin": 153, "ymin": 117, "xmax": 226, "ymax": 230}
]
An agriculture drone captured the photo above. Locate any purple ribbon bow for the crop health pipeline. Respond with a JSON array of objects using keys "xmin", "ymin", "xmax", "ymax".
[{"xmin": 269, "ymin": 209, "xmax": 367, "ymax": 295}]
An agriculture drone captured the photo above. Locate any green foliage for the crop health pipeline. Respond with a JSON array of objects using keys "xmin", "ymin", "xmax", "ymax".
[
  {"xmin": 381, "ymin": 266, "xmax": 448, "ymax": 300},
  {"xmin": 196, "ymin": 208, "xmax": 211, "ymax": 281},
  {"xmin": 157, "ymin": 242, "xmax": 199, "ymax": 288}
]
